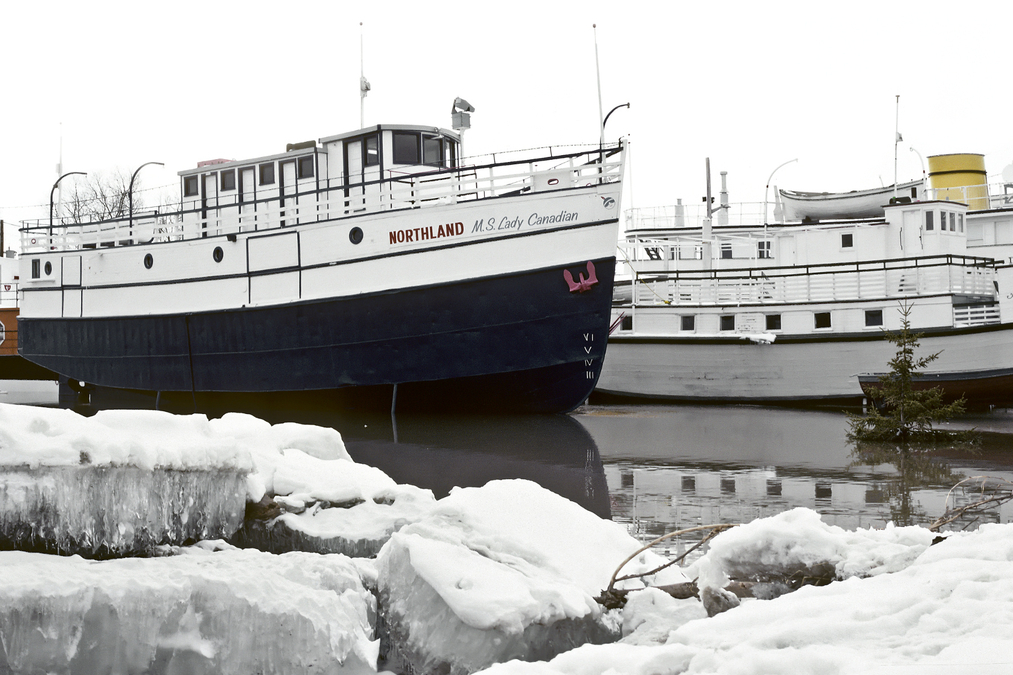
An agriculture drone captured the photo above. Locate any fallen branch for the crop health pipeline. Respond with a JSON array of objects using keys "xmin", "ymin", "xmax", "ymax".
[
  {"xmin": 929, "ymin": 475, "xmax": 1013, "ymax": 531},
  {"xmin": 596, "ymin": 523, "xmax": 738, "ymax": 609}
]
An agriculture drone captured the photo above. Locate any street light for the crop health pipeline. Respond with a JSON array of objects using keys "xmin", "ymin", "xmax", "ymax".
[
  {"xmin": 50, "ymin": 171, "xmax": 87, "ymax": 232},
  {"xmin": 129, "ymin": 162, "xmax": 164, "ymax": 232},
  {"xmin": 910, "ymin": 147, "xmax": 926, "ymax": 198},
  {"xmin": 763, "ymin": 158, "xmax": 798, "ymax": 228}
]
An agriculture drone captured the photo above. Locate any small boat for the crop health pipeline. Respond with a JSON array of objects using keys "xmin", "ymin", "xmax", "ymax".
[
  {"xmin": 17, "ymin": 122, "xmax": 625, "ymax": 413},
  {"xmin": 778, "ymin": 179, "xmax": 925, "ymax": 221}
]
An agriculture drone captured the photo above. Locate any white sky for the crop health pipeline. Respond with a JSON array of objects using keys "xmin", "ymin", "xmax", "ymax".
[{"xmin": 3, "ymin": 0, "xmax": 1013, "ymax": 247}]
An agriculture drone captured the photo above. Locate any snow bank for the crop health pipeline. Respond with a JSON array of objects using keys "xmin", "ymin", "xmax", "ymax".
[
  {"xmin": 0, "ymin": 404, "xmax": 435, "ymax": 557},
  {"xmin": 687, "ymin": 507, "xmax": 935, "ymax": 593},
  {"xmin": 0, "ymin": 404, "xmax": 253, "ymax": 470},
  {"xmin": 375, "ymin": 479, "xmax": 670, "ymax": 675},
  {"xmin": 0, "ymin": 546, "xmax": 378, "ymax": 674},
  {"xmin": 477, "ymin": 513, "xmax": 1013, "ymax": 675}
]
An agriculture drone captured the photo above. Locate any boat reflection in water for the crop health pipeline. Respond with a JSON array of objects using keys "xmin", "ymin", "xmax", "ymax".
[
  {"xmin": 573, "ymin": 403, "xmax": 1013, "ymax": 546},
  {"xmin": 240, "ymin": 407, "xmax": 612, "ymax": 519}
]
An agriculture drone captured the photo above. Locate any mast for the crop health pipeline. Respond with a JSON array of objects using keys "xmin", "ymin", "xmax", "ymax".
[
  {"xmin": 359, "ymin": 23, "xmax": 370, "ymax": 129},
  {"xmin": 893, "ymin": 94, "xmax": 901, "ymax": 200},
  {"xmin": 593, "ymin": 24, "xmax": 604, "ymax": 148}
]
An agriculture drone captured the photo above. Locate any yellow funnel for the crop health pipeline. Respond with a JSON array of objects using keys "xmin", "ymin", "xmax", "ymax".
[{"xmin": 927, "ymin": 153, "xmax": 989, "ymax": 210}]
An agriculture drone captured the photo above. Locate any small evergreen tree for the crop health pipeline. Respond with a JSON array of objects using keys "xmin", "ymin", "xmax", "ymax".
[{"xmin": 848, "ymin": 303, "xmax": 971, "ymax": 443}]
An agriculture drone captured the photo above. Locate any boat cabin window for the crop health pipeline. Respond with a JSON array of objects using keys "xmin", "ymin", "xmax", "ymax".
[
  {"xmin": 365, "ymin": 134, "xmax": 379, "ymax": 167},
  {"xmin": 865, "ymin": 309, "xmax": 883, "ymax": 327},
  {"xmin": 297, "ymin": 155, "xmax": 314, "ymax": 179},
  {"xmin": 621, "ymin": 315, "xmax": 633, "ymax": 331},
  {"xmin": 765, "ymin": 314, "xmax": 781, "ymax": 331},
  {"xmin": 720, "ymin": 243, "xmax": 732, "ymax": 259},
  {"xmin": 720, "ymin": 315, "xmax": 735, "ymax": 331},
  {"xmin": 926, "ymin": 211, "xmax": 934, "ymax": 231},
  {"xmin": 958, "ymin": 214, "xmax": 964, "ymax": 232},
  {"xmin": 841, "ymin": 233, "xmax": 853, "ymax": 248},
  {"xmin": 260, "ymin": 163, "xmax": 275, "ymax": 186},
  {"xmin": 393, "ymin": 131, "xmax": 421, "ymax": 165},
  {"xmin": 681, "ymin": 315, "xmax": 695, "ymax": 331},
  {"xmin": 221, "ymin": 169, "xmax": 236, "ymax": 191},
  {"xmin": 183, "ymin": 176, "xmax": 199, "ymax": 197},
  {"xmin": 423, "ymin": 135, "xmax": 442, "ymax": 166},
  {"xmin": 757, "ymin": 241, "xmax": 771, "ymax": 259},
  {"xmin": 814, "ymin": 312, "xmax": 832, "ymax": 330},
  {"xmin": 949, "ymin": 212, "xmax": 956, "ymax": 232}
]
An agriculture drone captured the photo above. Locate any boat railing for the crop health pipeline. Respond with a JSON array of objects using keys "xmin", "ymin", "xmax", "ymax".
[
  {"xmin": 625, "ymin": 202, "xmax": 767, "ymax": 230},
  {"xmin": 625, "ymin": 254, "xmax": 997, "ymax": 308},
  {"xmin": 19, "ymin": 144, "xmax": 624, "ymax": 253},
  {"xmin": 953, "ymin": 303, "xmax": 1001, "ymax": 327},
  {"xmin": 0, "ymin": 280, "xmax": 17, "ymax": 307}
]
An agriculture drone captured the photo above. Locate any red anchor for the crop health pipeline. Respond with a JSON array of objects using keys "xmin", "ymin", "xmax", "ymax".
[{"xmin": 564, "ymin": 261, "xmax": 598, "ymax": 293}]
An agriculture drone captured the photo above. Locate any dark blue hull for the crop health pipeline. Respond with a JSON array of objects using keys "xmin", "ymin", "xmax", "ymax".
[{"xmin": 21, "ymin": 259, "xmax": 615, "ymax": 414}]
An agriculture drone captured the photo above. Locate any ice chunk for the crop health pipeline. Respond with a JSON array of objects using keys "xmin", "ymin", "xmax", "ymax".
[
  {"xmin": 376, "ymin": 479, "xmax": 646, "ymax": 674},
  {"xmin": 0, "ymin": 547, "xmax": 378, "ymax": 674},
  {"xmin": 620, "ymin": 587, "xmax": 706, "ymax": 645},
  {"xmin": 686, "ymin": 508, "xmax": 935, "ymax": 591},
  {"xmin": 232, "ymin": 483, "xmax": 437, "ymax": 557},
  {"xmin": 0, "ymin": 466, "xmax": 247, "ymax": 557}
]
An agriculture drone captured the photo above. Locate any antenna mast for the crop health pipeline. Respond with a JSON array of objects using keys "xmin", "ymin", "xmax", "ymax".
[
  {"xmin": 593, "ymin": 24, "xmax": 604, "ymax": 148},
  {"xmin": 893, "ymin": 94, "xmax": 901, "ymax": 200},
  {"xmin": 359, "ymin": 23, "xmax": 371, "ymax": 129}
]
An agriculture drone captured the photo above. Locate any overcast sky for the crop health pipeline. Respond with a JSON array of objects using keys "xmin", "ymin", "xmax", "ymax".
[{"xmin": 3, "ymin": 0, "xmax": 1013, "ymax": 245}]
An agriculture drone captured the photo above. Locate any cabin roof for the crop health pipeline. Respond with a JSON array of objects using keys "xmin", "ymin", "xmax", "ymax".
[{"xmin": 318, "ymin": 123, "xmax": 460, "ymax": 145}]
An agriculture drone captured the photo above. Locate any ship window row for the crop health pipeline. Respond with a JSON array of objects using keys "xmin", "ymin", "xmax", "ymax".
[
  {"xmin": 629, "ymin": 307, "xmax": 888, "ymax": 335},
  {"xmin": 392, "ymin": 130, "xmax": 458, "ymax": 167},
  {"xmin": 925, "ymin": 210, "xmax": 964, "ymax": 233},
  {"xmin": 182, "ymin": 156, "xmax": 316, "ymax": 196}
]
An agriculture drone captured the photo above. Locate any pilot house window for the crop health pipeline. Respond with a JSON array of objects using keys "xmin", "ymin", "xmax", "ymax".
[
  {"xmin": 259, "ymin": 163, "xmax": 275, "ymax": 185},
  {"xmin": 220, "ymin": 169, "xmax": 236, "ymax": 191},
  {"xmin": 926, "ymin": 211, "xmax": 934, "ymax": 231},
  {"xmin": 364, "ymin": 135, "xmax": 379, "ymax": 166},
  {"xmin": 297, "ymin": 155, "xmax": 314, "ymax": 179},
  {"xmin": 841, "ymin": 233, "xmax": 854, "ymax": 248},
  {"xmin": 393, "ymin": 132, "xmax": 421, "ymax": 164},
  {"xmin": 183, "ymin": 175, "xmax": 199, "ymax": 197}
]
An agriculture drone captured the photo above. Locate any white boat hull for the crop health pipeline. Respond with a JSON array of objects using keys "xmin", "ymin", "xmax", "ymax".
[{"xmin": 597, "ymin": 324, "xmax": 1013, "ymax": 405}]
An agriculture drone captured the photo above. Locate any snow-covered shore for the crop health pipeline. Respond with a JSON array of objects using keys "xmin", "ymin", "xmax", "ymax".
[{"xmin": 1, "ymin": 402, "xmax": 1011, "ymax": 674}]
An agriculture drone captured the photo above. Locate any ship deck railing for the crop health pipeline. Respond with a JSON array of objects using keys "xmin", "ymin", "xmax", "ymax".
[
  {"xmin": 624, "ymin": 254, "xmax": 997, "ymax": 309},
  {"xmin": 625, "ymin": 180, "xmax": 1013, "ymax": 231},
  {"xmin": 19, "ymin": 144, "xmax": 623, "ymax": 253}
]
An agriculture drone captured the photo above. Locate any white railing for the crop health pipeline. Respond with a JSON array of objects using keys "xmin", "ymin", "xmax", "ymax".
[
  {"xmin": 625, "ymin": 202, "xmax": 767, "ymax": 230},
  {"xmin": 20, "ymin": 144, "xmax": 624, "ymax": 253},
  {"xmin": 954, "ymin": 304, "xmax": 1001, "ymax": 327},
  {"xmin": 0, "ymin": 280, "xmax": 17, "ymax": 307},
  {"xmin": 626, "ymin": 255, "xmax": 997, "ymax": 308}
]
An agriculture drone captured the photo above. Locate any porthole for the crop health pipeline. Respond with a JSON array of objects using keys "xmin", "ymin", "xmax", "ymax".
[
  {"xmin": 44, "ymin": 261, "xmax": 52, "ymax": 276},
  {"xmin": 349, "ymin": 227, "xmax": 363, "ymax": 245},
  {"xmin": 213, "ymin": 246, "xmax": 224, "ymax": 263},
  {"xmin": 144, "ymin": 254, "xmax": 153, "ymax": 269}
]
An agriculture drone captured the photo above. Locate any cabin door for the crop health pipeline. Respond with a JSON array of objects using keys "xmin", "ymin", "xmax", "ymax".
[
  {"xmin": 201, "ymin": 174, "xmax": 218, "ymax": 238},
  {"xmin": 279, "ymin": 160, "xmax": 297, "ymax": 227},
  {"xmin": 238, "ymin": 167, "xmax": 256, "ymax": 231}
]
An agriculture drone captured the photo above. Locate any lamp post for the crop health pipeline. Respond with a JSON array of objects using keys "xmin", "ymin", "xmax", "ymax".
[
  {"xmin": 129, "ymin": 162, "xmax": 164, "ymax": 232},
  {"xmin": 50, "ymin": 172, "xmax": 87, "ymax": 244},
  {"xmin": 910, "ymin": 147, "xmax": 926, "ymax": 198},
  {"xmin": 763, "ymin": 158, "xmax": 798, "ymax": 229}
]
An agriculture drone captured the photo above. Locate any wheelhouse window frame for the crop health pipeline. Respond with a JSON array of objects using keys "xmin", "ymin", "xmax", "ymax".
[
  {"xmin": 259, "ymin": 162, "xmax": 276, "ymax": 186},
  {"xmin": 926, "ymin": 211, "xmax": 934, "ymax": 231},
  {"xmin": 183, "ymin": 175, "xmax": 199, "ymax": 197},
  {"xmin": 220, "ymin": 169, "xmax": 236, "ymax": 191},
  {"xmin": 392, "ymin": 131, "xmax": 421, "ymax": 165},
  {"xmin": 297, "ymin": 155, "xmax": 315, "ymax": 179}
]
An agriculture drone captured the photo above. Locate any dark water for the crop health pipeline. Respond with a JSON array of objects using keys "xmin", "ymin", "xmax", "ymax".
[{"xmin": 250, "ymin": 403, "xmax": 1013, "ymax": 548}]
